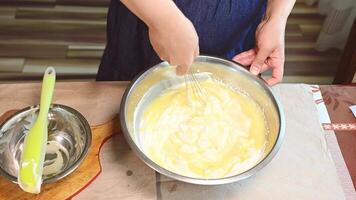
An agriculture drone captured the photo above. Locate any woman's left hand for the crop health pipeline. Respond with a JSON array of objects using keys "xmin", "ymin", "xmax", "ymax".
[{"xmin": 233, "ymin": 18, "xmax": 286, "ymax": 86}]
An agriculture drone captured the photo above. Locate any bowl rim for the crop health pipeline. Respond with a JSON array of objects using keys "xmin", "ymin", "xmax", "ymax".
[
  {"xmin": 0, "ymin": 104, "xmax": 92, "ymax": 184},
  {"xmin": 120, "ymin": 55, "xmax": 285, "ymax": 185}
]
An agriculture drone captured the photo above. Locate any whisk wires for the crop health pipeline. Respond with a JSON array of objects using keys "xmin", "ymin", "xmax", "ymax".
[{"xmin": 184, "ymin": 70, "xmax": 207, "ymax": 104}]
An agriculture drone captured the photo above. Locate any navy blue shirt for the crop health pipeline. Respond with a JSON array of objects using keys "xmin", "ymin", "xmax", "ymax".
[{"xmin": 97, "ymin": 0, "xmax": 266, "ymax": 81}]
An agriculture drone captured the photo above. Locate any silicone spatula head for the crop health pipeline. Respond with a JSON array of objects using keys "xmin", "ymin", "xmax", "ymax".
[{"xmin": 18, "ymin": 67, "xmax": 56, "ymax": 194}]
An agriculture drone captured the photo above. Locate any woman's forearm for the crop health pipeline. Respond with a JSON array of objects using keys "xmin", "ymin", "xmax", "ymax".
[
  {"xmin": 265, "ymin": 0, "xmax": 296, "ymax": 23},
  {"xmin": 120, "ymin": 0, "xmax": 183, "ymax": 28}
]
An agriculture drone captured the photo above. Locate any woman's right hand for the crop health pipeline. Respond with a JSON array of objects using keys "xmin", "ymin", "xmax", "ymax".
[
  {"xmin": 148, "ymin": 13, "xmax": 199, "ymax": 75},
  {"xmin": 120, "ymin": 0, "xmax": 199, "ymax": 75}
]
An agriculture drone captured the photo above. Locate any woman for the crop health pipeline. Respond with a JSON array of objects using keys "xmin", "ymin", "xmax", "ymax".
[{"xmin": 97, "ymin": 0, "xmax": 295, "ymax": 85}]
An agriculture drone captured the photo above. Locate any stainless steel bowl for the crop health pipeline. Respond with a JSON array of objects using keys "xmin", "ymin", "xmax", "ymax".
[
  {"xmin": 120, "ymin": 55, "xmax": 285, "ymax": 185},
  {"xmin": 0, "ymin": 104, "xmax": 91, "ymax": 183}
]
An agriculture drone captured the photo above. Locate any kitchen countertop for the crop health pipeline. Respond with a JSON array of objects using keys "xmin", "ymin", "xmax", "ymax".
[
  {"xmin": 0, "ymin": 82, "xmax": 355, "ymax": 199},
  {"xmin": 0, "ymin": 81, "xmax": 128, "ymax": 126}
]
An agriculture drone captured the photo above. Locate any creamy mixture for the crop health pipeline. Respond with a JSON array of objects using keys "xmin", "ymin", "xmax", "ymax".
[
  {"xmin": 139, "ymin": 78, "xmax": 267, "ymax": 178},
  {"xmin": 43, "ymin": 140, "xmax": 68, "ymax": 177}
]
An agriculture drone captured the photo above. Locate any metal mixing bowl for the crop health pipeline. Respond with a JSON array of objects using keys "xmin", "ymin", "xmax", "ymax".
[
  {"xmin": 120, "ymin": 55, "xmax": 285, "ymax": 185},
  {"xmin": 0, "ymin": 104, "xmax": 91, "ymax": 183}
]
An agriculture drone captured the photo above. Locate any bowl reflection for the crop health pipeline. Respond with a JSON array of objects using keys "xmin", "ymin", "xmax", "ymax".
[
  {"xmin": 0, "ymin": 104, "xmax": 91, "ymax": 183},
  {"xmin": 120, "ymin": 55, "xmax": 285, "ymax": 185}
]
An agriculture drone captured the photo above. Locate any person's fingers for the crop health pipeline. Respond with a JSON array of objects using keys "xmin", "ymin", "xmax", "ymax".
[
  {"xmin": 260, "ymin": 63, "xmax": 269, "ymax": 73},
  {"xmin": 176, "ymin": 64, "xmax": 189, "ymax": 75},
  {"xmin": 232, "ymin": 49, "xmax": 256, "ymax": 61},
  {"xmin": 152, "ymin": 43, "xmax": 167, "ymax": 61},
  {"xmin": 250, "ymin": 48, "xmax": 271, "ymax": 75},
  {"xmin": 158, "ymin": 53, "xmax": 168, "ymax": 61},
  {"xmin": 233, "ymin": 49, "xmax": 256, "ymax": 67},
  {"xmin": 175, "ymin": 53, "xmax": 195, "ymax": 76},
  {"xmin": 233, "ymin": 53, "xmax": 256, "ymax": 66},
  {"xmin": 194, "ymin": 45, "xmax": 199, "ymax": 58},
  {"xmin": 265, "ymin": 62, "xmax": 284, "ymax": 86}
]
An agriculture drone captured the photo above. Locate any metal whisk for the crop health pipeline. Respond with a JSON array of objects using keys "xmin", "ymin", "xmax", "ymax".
[{"xmin": 184, "ymin": 71, "xmax": 207, "ymax": 103}]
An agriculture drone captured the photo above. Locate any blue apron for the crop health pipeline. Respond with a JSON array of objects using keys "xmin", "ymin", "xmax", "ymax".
[{"xmin": 97, "ymin": 0, "xmax": 266, "ymax": 81}]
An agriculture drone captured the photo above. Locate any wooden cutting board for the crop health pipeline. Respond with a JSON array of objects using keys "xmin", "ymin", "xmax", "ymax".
[{"xmin": 0, "ymin": 110, "xmax": 121, "ymax": 200}]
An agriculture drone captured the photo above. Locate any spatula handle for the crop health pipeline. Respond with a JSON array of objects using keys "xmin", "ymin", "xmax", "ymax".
[{"xmin": 38, "ymin": 67, "xmax": 56, "ymax": 120}]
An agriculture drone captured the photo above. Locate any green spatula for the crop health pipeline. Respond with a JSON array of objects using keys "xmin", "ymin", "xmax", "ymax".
[{"xmin": 18, "ymin": 67, "xmax": 56, "ymax": 194}]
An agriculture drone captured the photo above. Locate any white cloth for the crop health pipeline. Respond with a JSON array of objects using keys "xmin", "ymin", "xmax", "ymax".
[
  {"xmin": 350, "ymin": 105, "xmax": 356, "ymax": 118},
  {"xmin": 74, "ymin": 85, "xmax": 347, "ymax": 200}
]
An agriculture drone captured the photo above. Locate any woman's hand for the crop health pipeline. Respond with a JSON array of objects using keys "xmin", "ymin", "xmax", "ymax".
[
  {"xmin": 233, "ymin": 0, "xmax": 295, "ymax": 85},
  {"xmin": 233, "ymin": 18, "xmax": 286, "ymax": 86},
  {"xmin": 148, "ymin": 14, "xmax": 199, "ymax": 75},
  {"xmin": 120, "ymin": 0, "xmax": 199, "ymax": 75}
]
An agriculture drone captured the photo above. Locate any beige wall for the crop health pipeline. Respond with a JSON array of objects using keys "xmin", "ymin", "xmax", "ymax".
[{"xmin": 353, "ymin": 73, "xmax": 356, "ymax": 83}]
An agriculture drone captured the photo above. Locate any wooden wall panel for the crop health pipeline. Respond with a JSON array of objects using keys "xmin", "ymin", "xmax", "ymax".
[{"xmin": 0, "ymin": 1, "xmax": 342, "ymax": 83}]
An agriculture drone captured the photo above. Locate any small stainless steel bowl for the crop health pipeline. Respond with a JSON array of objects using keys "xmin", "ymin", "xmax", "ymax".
[
  {"xmin": 0, "ymin": 104, "xmax": 91, "ymax": 183},
  {"xmin": 120, "ymin": 55, "xmax": 285, "ymax": 185}
]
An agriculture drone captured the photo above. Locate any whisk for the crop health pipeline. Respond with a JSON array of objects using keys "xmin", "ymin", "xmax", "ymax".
[{"xmin": 184, "ymin": 70, "xmax": 207, "ymax": 103}]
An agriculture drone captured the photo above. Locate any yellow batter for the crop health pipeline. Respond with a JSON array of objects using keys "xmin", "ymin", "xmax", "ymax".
[{"xmin": 139, "ymin": 78, "xmax": 267, "ymax": 178}]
